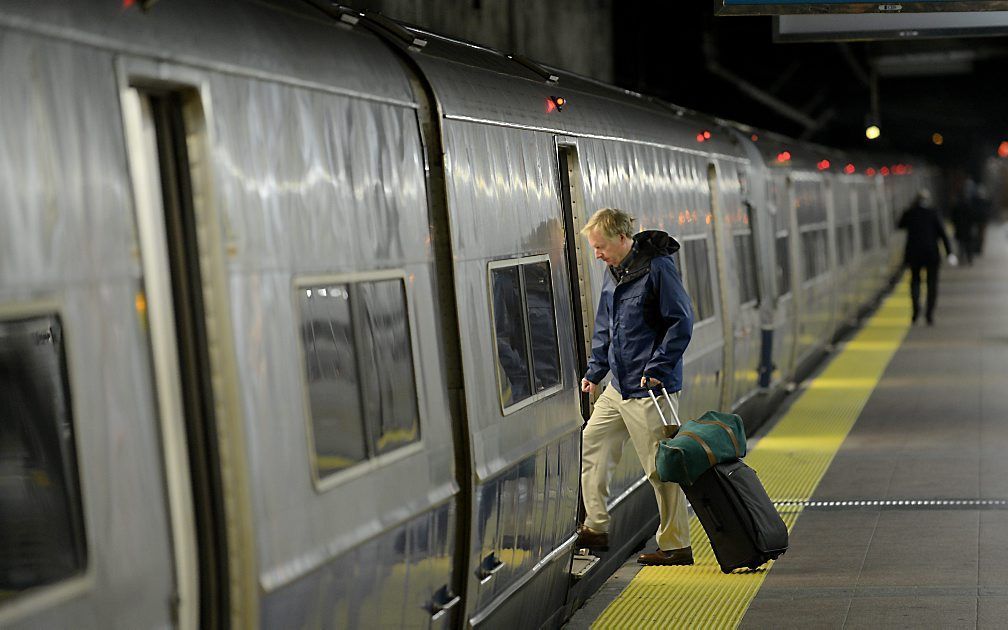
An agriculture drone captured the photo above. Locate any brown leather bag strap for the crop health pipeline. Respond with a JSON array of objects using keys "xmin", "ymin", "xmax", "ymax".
[
  {"xmin": 694, "ymin": 418, "xmax": 741, "ymax": 457},
  {"xmin": 680, "ymin": 431, "xmax": 717, "ymax": 466}
]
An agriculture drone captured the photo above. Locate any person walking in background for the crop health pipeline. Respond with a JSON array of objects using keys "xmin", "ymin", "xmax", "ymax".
[
  {"xmin": 575, "ymin": 208, "xmax": 695, "ymax": 566},
  {"xmin": 897, "ymin": 190, "xmax": 956, "ymax": 326}
]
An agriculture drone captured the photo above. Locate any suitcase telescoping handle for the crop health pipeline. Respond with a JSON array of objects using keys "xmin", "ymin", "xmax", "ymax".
[{"xmin": 649, "ymin": 383, "xmax": 681, "ymax": 437}]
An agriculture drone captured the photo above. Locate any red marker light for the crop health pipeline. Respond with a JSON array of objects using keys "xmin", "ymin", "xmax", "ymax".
[
  {"xmin": 751, "ymin": 134, "xmax": 759, "ymax": 142},
  {"xmin": 546, "ymin": 95, "xmax": 565, "ymax": 114},
  {"xmin": 776, "ymin": 151, "xmax": 791, "ymax": 163},
  {"xmin": 998, "ymin": 141, "xmax": 1008, "ymax": 158},
  {"xmin": 696, "ymin": 133, "xmax": 706, "ymax": 143},
  {"xmin": 817, "ymin": 159, "xmax": 830, "ymax": 171},
  {"xmin": 703, "ymin": 130, "xmax": 711, "ymax": 139},
  {"xmin": 843, "ymin": 163, "xmax": 855, "ymax": 175},
  {"xmin": 880, "ymin": 166, "xmax": 890, "ymax": 176},
  {"xmin": 866, "ymin": 167, "xmax": 876, "ymax": 176}
]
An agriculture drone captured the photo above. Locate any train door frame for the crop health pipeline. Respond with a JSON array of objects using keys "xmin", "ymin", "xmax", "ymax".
[
  {"xmin": 118, "ymin": 59, "xmax": 257, "ymax": 629},
  {"xmin": 554, "ymin": 139, "xmax": 593, "ymax": 420},
  {"xmin": 706, "ymin": 163, "xmax": 734, "ymax": 411}
]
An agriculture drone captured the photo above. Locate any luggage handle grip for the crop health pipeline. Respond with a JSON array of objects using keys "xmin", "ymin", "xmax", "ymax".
[{"xmin": 646, "ymin": 384, "xmax": 680, "ymax": 428}]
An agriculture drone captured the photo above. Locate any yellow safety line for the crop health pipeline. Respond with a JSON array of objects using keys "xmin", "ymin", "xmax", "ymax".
[{"xmin": 592, "ymin": 280, "xmax": 912, "ymax": 629}]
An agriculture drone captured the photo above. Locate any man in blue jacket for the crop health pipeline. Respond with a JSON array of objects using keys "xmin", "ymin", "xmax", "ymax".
[{"xmin": 575, "ymin": 208, "xmax": 695, "ymax": 566}]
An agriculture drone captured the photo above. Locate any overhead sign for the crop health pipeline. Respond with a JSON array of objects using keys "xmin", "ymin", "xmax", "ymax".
[
  {"xmin": 717, "ymin": 1, "xmax": 1008, "ymax": 16},
  {"xmin": 774, "ymin": 11, "xmax": 1008, "ymax": 40}
]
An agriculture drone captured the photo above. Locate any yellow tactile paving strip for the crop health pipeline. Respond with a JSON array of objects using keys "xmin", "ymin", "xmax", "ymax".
[{"xmin": 592, "ymin": 281, "xmax": 912, "ymax": 629}]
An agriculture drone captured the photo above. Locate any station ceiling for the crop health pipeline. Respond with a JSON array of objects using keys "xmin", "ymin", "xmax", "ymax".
[{"xmin": 614, "ymin": 3, "xmax": 1008, "ymax": 173}]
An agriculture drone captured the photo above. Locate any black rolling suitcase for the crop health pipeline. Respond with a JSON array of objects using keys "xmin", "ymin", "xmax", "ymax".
[
  {"xmin": 685, "ymin": 460, "xmax": 788, "ymax": 573},
  {"xmin": 648, "ymin": 387, "xmax": 788, "ymax": 573}
]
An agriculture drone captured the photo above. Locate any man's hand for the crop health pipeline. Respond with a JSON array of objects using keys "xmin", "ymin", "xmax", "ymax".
[
  {"xmin": 581, "ymin": 378, "xmax": 597, "ymax": 394},
  {"xmin": 640, "ymin": 376, "xmax": 662, "ymax": 390}
]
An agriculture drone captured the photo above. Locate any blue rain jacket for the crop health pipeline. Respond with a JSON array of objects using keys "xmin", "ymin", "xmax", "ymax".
[{"xmin": 584, "ymin": 230, "xmax": 693, "ymax": 399}]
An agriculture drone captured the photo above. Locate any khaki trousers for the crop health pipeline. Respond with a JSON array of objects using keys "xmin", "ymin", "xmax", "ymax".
[{"xmin": 581, "ymin": 384, "xmax": 690, "ymax": 550}]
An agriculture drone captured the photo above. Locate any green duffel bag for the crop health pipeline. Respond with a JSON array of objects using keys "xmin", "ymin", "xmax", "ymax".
[{"xmin": 656, "ymin": 411, "xmax": 747, "ymax": 486}]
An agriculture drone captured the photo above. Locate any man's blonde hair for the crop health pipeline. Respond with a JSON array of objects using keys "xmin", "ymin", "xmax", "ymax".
[{"xmin": 581, "ymin": 208, "xmax": 634, "ymax": 239}]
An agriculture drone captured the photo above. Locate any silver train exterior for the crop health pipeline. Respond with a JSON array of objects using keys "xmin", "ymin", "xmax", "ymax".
[{"xmin": 0, "ymin": 2, "xmax": 933, "ymax": 628}]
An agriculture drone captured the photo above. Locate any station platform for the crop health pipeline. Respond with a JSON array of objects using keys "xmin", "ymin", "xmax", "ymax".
[{"xmin": 567, "ymin": 223, "xmax": 1008, "ymax": 629}]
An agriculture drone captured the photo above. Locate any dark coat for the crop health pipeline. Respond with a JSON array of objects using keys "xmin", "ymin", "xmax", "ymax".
[
  {"xmin": 584, "ymin": 230, "xmax": 694, "ymax": 399},
  {"xmin": 897, "ymin": 203, "xmax": 952, "ymax": 267}
]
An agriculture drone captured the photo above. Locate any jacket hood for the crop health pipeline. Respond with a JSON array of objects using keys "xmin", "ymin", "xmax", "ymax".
[
  {"xmin": 632, "ymin": 230, "xmax": 680, "ymax": 257},
  {"xmin": 609, "ymin": 230, "xmax": 680, "ymax": 285}
]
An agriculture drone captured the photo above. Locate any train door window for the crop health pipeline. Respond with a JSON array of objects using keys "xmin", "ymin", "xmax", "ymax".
[
  {"xmin": 836, "ymin": 223, "xmax": 854, "ymax": 267},
  {"xmin": 682, "ymin": 238, "xmax": 715, "ymax": 322},
  {"xmin": 296, "ymin": 276, "xmax": 420, "ymax": 482},
  {"xmin": 0, "ymin": 314, "xmax": 87, "ymax": 595},
  {"xmin": 860, "ymin": 214, "xmax": 876, "ymax": 252},
  {"xmin": 732, "ymin": 203, "xmax": 759, "ymax": 305},
  {"xmin": 775, "ymin": 231, "xmax": 791, "ymax": 297},
  {"xmin": 489, "ymin": 256, "xmax": 562, "ymax": 412},
  {"xmin": 800, "ymin": 227, "xmax": 829, "ymax": 282}
]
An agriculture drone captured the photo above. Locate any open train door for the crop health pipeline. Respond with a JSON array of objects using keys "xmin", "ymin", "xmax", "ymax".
[{"xmin": 556, "ymin": 142, "xmax": 596, "ymax": 422}]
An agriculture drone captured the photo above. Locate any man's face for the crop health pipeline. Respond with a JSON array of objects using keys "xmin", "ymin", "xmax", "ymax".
[{"xmin": 587, "ymin": 229, "xmax": 631, "ymax": 266}]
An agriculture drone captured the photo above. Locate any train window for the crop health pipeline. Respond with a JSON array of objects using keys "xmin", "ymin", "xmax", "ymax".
[
  {"xmin": 489, "ymin": 256, "xmax": 562, "ymax": 412},
  {"xmin": 0, "ymin": 315, "xmax": 87, "ymax": 594},
  {"xmin": 682, "ymin": 239, "xmax": 715, "ymax": 322},
  {"xmin": 836, "ymin": 223, "xmax": 854, "ymax": 267},
  {"xmin": 775, "ymin": 233, "xmax": 791, "ymax": 297},
  {"xmin": 297, "ymin": 277, "xmax": 420, "ymax": 480},
  {"xmin": 860, "ymin": 215, "xmax": 876, "ymax": 252},
  {"xmin": 800, "ymin": 228, "xmax": 829, "ymax": 282},
  {"xmin": 733, "ymin": 230, "xmax": 759, "ymax": 306}
]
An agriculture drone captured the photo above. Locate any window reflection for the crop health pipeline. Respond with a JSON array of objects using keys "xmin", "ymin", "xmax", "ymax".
[
  {"xmin": 523, "ymin": 262, "xmax": 560, "ymax": 392},
  {"xmin": 356, "ymin": 281, "xmax": 420, "ymax": 456},
  {"xmin": 300, "ymin": 284, "xmax": 367, "ymax": 475},
  {"xmin": 491, "ymin": 266, "xmax": 531, "ymax": 407}
]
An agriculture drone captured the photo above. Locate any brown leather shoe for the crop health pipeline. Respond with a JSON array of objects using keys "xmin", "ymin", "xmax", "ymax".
[
  {"xmin": 575, "ymin": 525, "xmax": 609, "ymax": 551},
  {"xmin": 637, "ymin": 546, "xmax": 693, "ymax": 566}
]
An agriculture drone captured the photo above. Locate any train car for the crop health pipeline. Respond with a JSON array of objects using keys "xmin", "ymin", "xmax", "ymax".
[{"xmin": 0, "ymin": 2, "xmax": 936, "ymax": 629}]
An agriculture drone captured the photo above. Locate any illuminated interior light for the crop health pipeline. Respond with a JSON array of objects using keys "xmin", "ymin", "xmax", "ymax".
[
  {"xmin": 932, "ymin": 133, "xmax": 943, "ymax": 146},
  {"xmin": 865, "ymin": 125, "xmax": 880, "ymax": 140}
]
